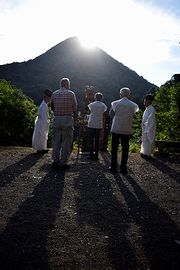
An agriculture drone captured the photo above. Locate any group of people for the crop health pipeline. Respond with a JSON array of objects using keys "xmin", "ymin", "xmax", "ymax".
[{"xmin": 32, "ymin": 77, "xmax": 156, "ymax": 174}]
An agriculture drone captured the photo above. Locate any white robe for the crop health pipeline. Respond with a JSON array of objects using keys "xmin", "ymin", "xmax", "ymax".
[
  {"xmin": 141, "ymin": 105, "xmax": 156, "ymax": 156},
  {"xmin": 32, "ymin": 100, "xmax": 49, "ymax": 151}
]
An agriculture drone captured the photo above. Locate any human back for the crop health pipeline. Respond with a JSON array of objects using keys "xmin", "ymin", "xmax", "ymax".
[
  {"xmin": 51, "ymin": 77, "xmax": 77, "ymax": 169},
  {"xmin": 111, "ymin": 95, "xmax": 139, "ymax": 135},
  {"xmin": 109, "ymin": 87, "xmax": 139, "ymax": 174},
  {"xmin": 52, "ymin": 88, "xmax": 77, "ymax": 117},
  {"xmin": 88, "ymin": 97, "xmax": 107, "ymax": 129}
]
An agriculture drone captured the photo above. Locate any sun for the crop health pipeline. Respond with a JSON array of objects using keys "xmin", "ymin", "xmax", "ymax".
[{"xmin": 78, "ymin": 36, "xmax": 98, "ymax": 49}]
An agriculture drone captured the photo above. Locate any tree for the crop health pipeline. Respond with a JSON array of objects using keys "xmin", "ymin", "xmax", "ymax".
[
  {"xmin": 154, "ymin": 83, "xmax": 180, "ymax": 140},
  {"xmin": 0, "ymin": 80, "xmax": 37, "ymax": 146}
]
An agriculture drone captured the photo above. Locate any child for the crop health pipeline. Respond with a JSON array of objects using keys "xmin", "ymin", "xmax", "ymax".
[
  {"xmin": 88, "ymin": 92, "xmax": 107, "ymax": 160},
  {"xmin": 32, "ymin": 89, "xmax": 53, "ymax": 153},
  {"xmin": 140, "ymin": 94, "xmax": 156, "ymax": 158}
]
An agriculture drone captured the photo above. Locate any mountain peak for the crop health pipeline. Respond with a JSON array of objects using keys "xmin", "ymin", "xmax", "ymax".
[{"xmin": 0, "ymin": 37, "xmax": 156, "ymax": 105}]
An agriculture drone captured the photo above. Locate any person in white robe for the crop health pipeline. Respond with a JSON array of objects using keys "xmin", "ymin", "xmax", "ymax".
[
  {"xmin": 32, "ymin": 89, "xmax": 52, "ymax": 153},
  {"xmin": 140, "ymin": 94, "xmax": 156, "ymax": 158}
]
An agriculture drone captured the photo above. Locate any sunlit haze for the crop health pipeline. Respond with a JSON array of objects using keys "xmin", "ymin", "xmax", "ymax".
[
  {"xmin": 78, "ymin": 36, "xmax": 98, "ymax": 49},
  {"xmin": 0, "ymin": 0, "xmax": 179, "ymax": 86}
]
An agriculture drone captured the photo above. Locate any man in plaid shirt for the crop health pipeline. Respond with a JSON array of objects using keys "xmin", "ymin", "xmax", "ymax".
[{"xmin": 51, "ymin": 78, "xmax": 77, "ymax": 169}]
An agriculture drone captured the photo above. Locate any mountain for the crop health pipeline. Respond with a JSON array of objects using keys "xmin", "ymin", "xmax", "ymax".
[{"xmin": 0, "ymin": 37, "xmax": 156, "ymax": 107}]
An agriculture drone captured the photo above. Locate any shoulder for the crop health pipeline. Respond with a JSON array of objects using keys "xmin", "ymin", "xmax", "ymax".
[
  {"xmin": 89, "ymin": 101, "xmax": 95, "ymax": 105},
  {"xmin": 39, "ymin": 101, "xmax": 47, "ymax": 110},
  {"xmin": 88, "ymin": 101, "xmax": 95, "ymax": 108},
  {"xmin": 52, "ymin": 89, "xmax": 60, "ymax": 96},
  {"xmin": 40, "ymin": 100, "xmax": 46, "ymax": 106},
  {"xmin": 101, "ymin": 102, "xmax": 107, "ymax": 108},
  {"xmin": 129, "ymin": 100, "xmax": 138, "ymax": 107},
  {"xmin": 111, "ymin": 99, "xmax": 119, "ymax": 106},
  {"xmin": 149, "ymin": 105, "xmax": 156, "ymax": 112},
  {"xmin": 88, "ymin": 102, "xmax": 93, "ymax": 107},
  {"xmin": 68, "ymin": 90, "xmax": 76, "ymax": 95}
]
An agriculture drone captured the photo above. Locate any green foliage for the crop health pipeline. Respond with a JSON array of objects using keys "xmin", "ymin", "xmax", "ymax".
[
  {"xmin": 154, "ymin": 83, "xmax": 180, "ymax": 140},
  {"xmin": 132, "ymin": 111, "xmax": 143, "ymax": 143},
  {"xmin": 0, "ymin": 80, "xmax": 37, "ymax": 146},
  {"xmin": 129, "ymin": 142, "xmax": 140, "ymax": 153}
]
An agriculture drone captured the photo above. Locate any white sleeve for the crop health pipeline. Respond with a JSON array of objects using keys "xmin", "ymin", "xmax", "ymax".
[
  {"xmin": 88, "ymin": 103, "xmax": 92, "ymax": 111},
  {"xmin": 111, "ymin": 101, "xmax": 116, "ymax": 111},
  {"xmin": 104, "ymin": 104, "xmax": 107, "ymax": 112},
  {"xmin": 134, "ymin": 103, "xmax": 139, "ymax": 113}
]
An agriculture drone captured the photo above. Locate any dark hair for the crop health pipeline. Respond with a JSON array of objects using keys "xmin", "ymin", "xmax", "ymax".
[
  {"xmin": 144, "ymin": 94, "xmax": 154, "ymax": 102},
  {"xmin": 43, "ymin": 89, "xmax": 53, "ymax": 98},
  {"xmin": 95, "ymin": 92, "xmax": 103, "ymax": 101},
  {"xmin": 60, "ymin": 78, "xmax": 70, "ymax": 87}
]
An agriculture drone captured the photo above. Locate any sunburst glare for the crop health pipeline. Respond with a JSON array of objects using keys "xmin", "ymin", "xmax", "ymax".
[{"xmin": 78, "ymin": 36, "xmax": 98, "ymax": 49}]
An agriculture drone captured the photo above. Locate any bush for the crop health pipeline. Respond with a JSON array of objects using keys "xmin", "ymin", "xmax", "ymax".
[
  {"xmin": 154, "ymin": 83, "xmax": 180, "ymax": 140},
  {"xmin": 0, "ymin": 80, "xmax": 37, "ymax": 146}
]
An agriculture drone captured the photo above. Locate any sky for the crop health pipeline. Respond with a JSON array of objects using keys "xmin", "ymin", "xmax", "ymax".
[{"xmin": 0, "ymin": 0, "xmax": 179, "ymax": 86}]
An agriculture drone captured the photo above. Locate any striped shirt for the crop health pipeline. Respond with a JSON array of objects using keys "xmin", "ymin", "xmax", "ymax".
[{"xmin": 51, "ymin": 88, "xmax": 77, "ymax": 116}]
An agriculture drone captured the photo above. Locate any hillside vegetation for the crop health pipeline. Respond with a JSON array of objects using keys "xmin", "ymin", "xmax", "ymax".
[
  {"xmin": 0, "ymin": 79, "xmax": 179, "ymax": 147},
  {"xmin": 154, "ymin": 82, "xmax": 180, "ymax": 140},
  {"xmin": 0, "ymin": 80, "xmax": 37, "ymax": 146},
  {"xmin": 0, "ymin": 37, "xmax": 156, "ymax": 107}
]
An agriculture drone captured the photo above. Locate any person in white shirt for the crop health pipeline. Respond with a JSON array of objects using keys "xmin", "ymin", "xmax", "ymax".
[
  {"xmin": 140, "ymin": 94, "xmax": 156, "ymax": 159},
  {"xmin": 109, "ymin": 87, "xmax": 139, "ymax": 174},
  {"xmin": 32, "ymin": 89, "xmax": 52, "ymax": 153},
  {"xmin": 87, "ymin": 92, "xmax": 107, "ymax": 160}
]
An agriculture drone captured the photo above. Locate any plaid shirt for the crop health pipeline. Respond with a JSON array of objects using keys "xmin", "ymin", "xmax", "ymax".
[{"xmin": 51, "ymin": 88, "xmax": 77, "ymax": 116}]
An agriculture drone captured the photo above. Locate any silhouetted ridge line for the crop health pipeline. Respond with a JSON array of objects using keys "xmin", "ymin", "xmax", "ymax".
[{"xmin": 0, "ymin": 36, "xmax": 156, "ymax": 106}]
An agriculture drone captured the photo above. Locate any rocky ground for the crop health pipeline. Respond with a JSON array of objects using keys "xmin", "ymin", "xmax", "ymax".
[{"xmin": 0, "ymin": 147, "xmax": 180, "ymax": 270}]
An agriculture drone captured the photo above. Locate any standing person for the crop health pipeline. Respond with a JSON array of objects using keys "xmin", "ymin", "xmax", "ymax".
[
  {"xmin": 32, "ymin": 89, "xmax": 52, "ymax": 153},
  {"xmin": 140, "ymin": 94, "xmax": 156, "ymax": 159},
  {"xmin": 109, "ymin": 87, "xmax": 139, "ymax": 174},
  {"xmin": 88, "ymin": 92, "xmax": 107, "ymax": 160},
  {"xmin": 51, "ymin": 78, "xmax": 77, "ymax": 169}
]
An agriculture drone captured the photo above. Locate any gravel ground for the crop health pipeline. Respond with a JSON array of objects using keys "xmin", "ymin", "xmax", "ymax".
[{"xmin": 0, "ymin": 146, "xmax": 180, "ymax": 270}]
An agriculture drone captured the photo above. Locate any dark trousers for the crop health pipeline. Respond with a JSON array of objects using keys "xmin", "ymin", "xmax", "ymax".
[
  {"xmin": 111, "ymin": 132, "xmax": 131, "ymax": 170},
  {"xmin": 88, "ymin": 128, "xmax": 100, "ymax": 158}
]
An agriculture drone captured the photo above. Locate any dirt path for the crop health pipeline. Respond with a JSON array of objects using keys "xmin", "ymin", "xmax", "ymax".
[{"xmin": 0, "ymin": 147, "xmax": 180, "ymax": 270}]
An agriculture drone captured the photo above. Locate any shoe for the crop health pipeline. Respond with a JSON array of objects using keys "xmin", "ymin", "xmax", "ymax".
[
  {"xmin": 59, "ymin": 164, "xmax": 70, "ymax": 169},
  {"xmin": 120, "ymin": 165, "xmax": 128, "ymax": 174},
  {"xmin": 88, "ymin": 156, "xmax": 99, "ymax": 161},
  {"xmin": 37, "ymin": 149, "xmax": 49, "ymax": 154},
  {"xmin": 52, "ymin": 162, "xmax": 60, "ymax": 169},
  {"xmin": 120, "ymin": 168, "xmax": 128, "ymax": 174},
  {"xmin": 87, "ymin": 156, "xmax": 94, "ymax": 160},
  {"xmin": 108, "ymin": 167, "xmax": 117, "ymax": 173},
  {"xmin": 140, "ymin": 153, "xmax": 150, "ymax": 159}
]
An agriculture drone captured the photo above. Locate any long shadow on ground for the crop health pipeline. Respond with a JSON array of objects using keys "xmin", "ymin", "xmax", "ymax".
[
  {"xmin": 114, "ymin": 173, "xmax": 180, "ymax": 270},
  {"xmin": 0, "ymin": 153, "xmax": 43, "ymax": 188},
  {"xmin": 148, "ymin": 156, "xmax": 180, "ymax": 184},
  {"xmin": 0, "ymin": 166, "xmax": 65, "ymax": 270},
  {"xmin": 74, "ymin": 156, "xmax": 137, "ymax": 270},
  {"xmin": 101, "ymin": 152, "xmax": 180, "ymax": 269}
]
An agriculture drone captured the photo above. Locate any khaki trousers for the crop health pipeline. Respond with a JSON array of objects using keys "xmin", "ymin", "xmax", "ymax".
[{"xmin": 52, "ymin": 116, "xmax": 74, "ymax": 164}]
